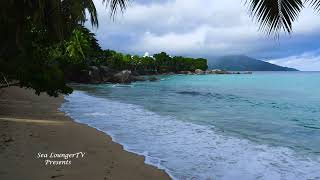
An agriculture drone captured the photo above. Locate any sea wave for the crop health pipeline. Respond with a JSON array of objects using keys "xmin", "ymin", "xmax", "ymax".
[{"xmin": 61, "ymin": 91, "xmax": 320, "ymax": 180}]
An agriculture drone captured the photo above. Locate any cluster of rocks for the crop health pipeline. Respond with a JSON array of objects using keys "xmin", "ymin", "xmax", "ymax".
[
  {"xmin": 198, "ymin": 69, "xmax": 230, "ymax": 74},
  {"xmin": 91, "ymin": 66, "xmax": 161, "ymax": 83},
  {"xmin": 177, "ymin": 69, "xmax": 228, "ymax": 75},
  {"xmin": 67, "ymin": 66, "xmax": 159, "ymax": 84},
  {"xmin": 67, "ymin": 66, "xmax": 252, "ymax": 84},
  {"xmin": 177, "ymin": 69, "xmax": 251, "ymax": 75}
]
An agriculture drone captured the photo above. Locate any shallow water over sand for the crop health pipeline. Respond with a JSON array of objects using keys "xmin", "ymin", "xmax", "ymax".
[{"xmin": 61, "ymin": 72, "xmax": 320, "ymax": 179}]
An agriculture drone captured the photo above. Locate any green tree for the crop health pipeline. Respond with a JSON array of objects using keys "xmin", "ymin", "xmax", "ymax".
[
  {"xmin": 0, "ymin": 0, "xmax": 128, "ymax": 96},
  {"xmin": 131, "ymin": 55, "xmax": 141, "ymax": 71},
  {"xmin": 153, "ymin": 52, "xmax": 172, "ymax": 72},
  {"xmin": 141, "ymin": 56, "xmax": 156, "ymax": 73},
  {"xmin": 66, "ymin": 29, "xmax": 90, "ymax": 63}
]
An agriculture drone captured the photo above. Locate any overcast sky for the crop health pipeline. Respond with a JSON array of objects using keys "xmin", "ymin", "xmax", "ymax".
[{"xmin": 87, "ymin": 0, "xmax": 320, "ymax": 71}]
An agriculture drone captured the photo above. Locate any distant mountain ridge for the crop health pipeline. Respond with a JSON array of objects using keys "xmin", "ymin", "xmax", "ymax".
[{"xmin": 207, "ymin": 55, "xmax": 298, "ymax": 71}]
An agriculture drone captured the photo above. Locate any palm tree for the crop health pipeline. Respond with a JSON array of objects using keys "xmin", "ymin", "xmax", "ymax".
[
  {"xmin": 66, "ymin": 29, "xmax": 90, "ymax": 62},
  {"xmin": 246, "ymin": 0, "xmax": 320, "ymax": 35},
  {"xmin": 0, "ymin": 0, "xmax": 129, "ymax": 95},
  {"xmin": 0, "ymin": 0, "xmax": 129, "ymax": 52}
]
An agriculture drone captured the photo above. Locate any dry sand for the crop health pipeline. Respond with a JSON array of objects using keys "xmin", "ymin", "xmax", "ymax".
[{"xmin": 0, "ymin": 87, "xmax": 170, "ymax": 180}]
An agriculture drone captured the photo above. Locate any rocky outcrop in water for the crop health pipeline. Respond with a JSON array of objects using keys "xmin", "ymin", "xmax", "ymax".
[
  {"xmin": 178, "ymin": 71, "xmax": 193, "ymax": 75},
  {"xmin": 69, "ymin": 66, "xmax": 150, "ymax": 84},
  {"xmin": 206, "ymin": 69, "xmax": 229, "ymax": 74},
  {"xmin": 67, "ymin": 66, "xmax": 250, "ymax": 84},
  {"xmin": 195, "ymin": 69, "xmax": 205, "ymax": 75},
  {"xmin": 112, "ymin": 70, "xmax": 132, "ymax": 83}
]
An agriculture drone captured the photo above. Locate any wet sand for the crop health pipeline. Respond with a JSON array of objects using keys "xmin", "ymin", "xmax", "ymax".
[{"xmin": 0, "ymin": 87, "xmax": 170, "ymax": 180}]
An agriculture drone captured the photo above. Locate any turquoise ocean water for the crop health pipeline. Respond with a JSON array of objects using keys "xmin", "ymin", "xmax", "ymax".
[{"xmin": 61, "ymin": 72, "xmax": 320, "ymax": 180}]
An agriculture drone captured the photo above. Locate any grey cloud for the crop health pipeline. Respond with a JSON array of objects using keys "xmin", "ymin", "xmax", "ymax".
[{"xmin": 88, "ymin": 0, "xmax": 320, "ymax": 70}]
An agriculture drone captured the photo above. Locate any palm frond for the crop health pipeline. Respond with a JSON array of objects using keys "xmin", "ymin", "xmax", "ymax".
[
  {"xmin": 308, "ymin": 0, "xmax": 320, "ymax": 11},
  {"xmin": 246, "ymin": 0, "xmax": 303, "ymax": 35},
  {"xmin": 102, "ymin": 0, "xmax": 129, "ymax": 17}
]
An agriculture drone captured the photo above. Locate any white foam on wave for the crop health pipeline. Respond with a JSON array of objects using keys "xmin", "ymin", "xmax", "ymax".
[
  {"xmin": 111, "ymin": 84, "xmax": 134, "ymax": 88},
  {"xmin": 60, "ymin": 91, "xmax": 320, "ymax": 180}
]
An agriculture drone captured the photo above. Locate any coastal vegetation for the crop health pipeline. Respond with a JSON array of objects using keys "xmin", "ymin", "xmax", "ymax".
[
  {"xmin": 0, "ymin": 0, "xmax": 126, "ymax": 96},
  {"xmin": 99, "ymin": 51, "xmax": 208, "ymax": 74},
  {"xmin": 62, "ymin": 27, "xmax": 208, "ymax": 84},
  {"xmin": 1, "ymin": 0, "xmax": 320, "ymax": 96},
  {"xmin": 0, "ymin": 20, "xmax": 207, "ymax": 96}
]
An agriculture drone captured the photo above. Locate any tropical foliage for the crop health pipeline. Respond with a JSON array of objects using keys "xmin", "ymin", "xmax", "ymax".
[
  {"xmin": 247, "ymin": 0, "xmax": 320, "ymax": 35},
  {"xmin": 1, "ymin": 0, "xmax": 318, "ymax": 96},
  {"xmin": 98, "ymin": 50, "xmax": 208, "ymax": 74},
  {"xmin": 0, "ymin": 0, "xmax": 128, "ymax": 96},
  {"xmin": 0, "ymin": 25, "xmax": 101, "ymax": 96}
]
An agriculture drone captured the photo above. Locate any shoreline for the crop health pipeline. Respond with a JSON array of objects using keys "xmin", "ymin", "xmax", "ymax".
[
  {"xmin": 67, "ymin": 114, "xmax": 175, "ymax": 180},
  {"xmin": 64, "ymin": 79, "xmax": 320, "ymax": 179},
  {"xmin": 0, "ymin": 87, "xmax": 170, "ymax": 180}
]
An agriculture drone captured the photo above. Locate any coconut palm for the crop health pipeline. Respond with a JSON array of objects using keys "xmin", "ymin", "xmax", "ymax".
[
  {"xmin": 0, "ymin": 0, "xmax": 129, "ymax": 95},
  {"xmin": 0, "ymin": 0, "xmax": 129, "ymax": 52},
  {"xmin": 66, "ymin": 29, "xmax": 90, "ymax": 62},
  {"xmin": 246, "ymin": 0, "xmax": 320, "ymax": 35}
]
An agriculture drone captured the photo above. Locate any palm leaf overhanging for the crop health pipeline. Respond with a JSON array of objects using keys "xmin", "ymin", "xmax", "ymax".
[
  {"xmin": 246, "ymin": 0, "xmax": 303, "ymax": 35},
  {"xmin": 103, "ymin": 0, "xmax": 129, "ymax": 17},
  {"xmin": 246, "ymin": 0, "xmax": 320, "ymax": 35},
  {"xmin": 0, "ymin": 0, "xmax": 128, "ymax": 50},
  {"xmin": 309, "ymin": 0, "xmax": 320, "ymax": 10},
  {"xmin": 0, "ymin": 0, "xmax": 129, "ymax": 95}
]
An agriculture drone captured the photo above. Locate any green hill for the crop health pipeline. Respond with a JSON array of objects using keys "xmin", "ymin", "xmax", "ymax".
[{"xmin": 208, "ymin": 55, "xmax": 298, "ymax": 71}]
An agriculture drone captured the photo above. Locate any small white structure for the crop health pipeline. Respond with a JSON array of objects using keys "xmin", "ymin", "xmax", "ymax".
[{"xmin": 143, "ymin": 52, "xmax": 150, "ymax": 57}]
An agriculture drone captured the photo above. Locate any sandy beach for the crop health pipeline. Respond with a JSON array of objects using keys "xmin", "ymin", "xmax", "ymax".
[{"xmin": 0, "ymin": 87, "xmax": 170, "ymax": 180}]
